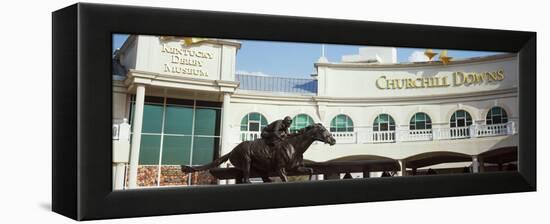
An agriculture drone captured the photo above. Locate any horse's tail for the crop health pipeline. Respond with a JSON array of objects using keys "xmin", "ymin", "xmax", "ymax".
[{"xmin": 181, "ymin": 152, "xmax": 231, "ymax": 173}]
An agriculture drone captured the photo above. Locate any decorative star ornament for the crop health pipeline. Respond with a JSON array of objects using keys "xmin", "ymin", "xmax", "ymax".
[
  {"xmin": 182, "ymin": 37, "xmax": 207, "ymax": 47},
  {"xmin": 439, "ymin": 50, "xmax": 453, "ymax": 65},
  {"xmin": 424, "ymin": 49, "xmax": 438, "ymax": 62}
]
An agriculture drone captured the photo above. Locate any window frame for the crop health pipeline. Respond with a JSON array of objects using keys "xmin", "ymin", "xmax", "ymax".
[
  {"xmin": 373, "ymin": 114, "xmax": 396, "ymax": 132},
  {"xmin": 486, "ymin": 107, "xmax": 509, "ymax": 125},
  {"xmin": 450, "ymin": 110, "xmax": 473, "ymax": 128},
  {"xmin": 240, "ymin": 112, "xmax": 268, "ymax": 132},
  {"xmin": 409, "ymin": 112, "xmax": 432, "ymax": 130},
  {"xmin": 290, "ymin": 114, "xmax": 314, "ymax": 133},
  {"xmin": 330, "ymin": 114, "xmax": 354, "ymax": 132}
]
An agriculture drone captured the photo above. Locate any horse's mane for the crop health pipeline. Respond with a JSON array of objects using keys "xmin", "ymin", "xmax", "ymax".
[{"xmin": 286, "ymin": 124, "xmax": 319, "ymax": 137}]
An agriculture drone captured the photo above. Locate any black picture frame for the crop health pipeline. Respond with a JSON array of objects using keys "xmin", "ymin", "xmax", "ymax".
[{"xmin": 52, "ymin": 3, "xmax": 536, "ymax": 221}]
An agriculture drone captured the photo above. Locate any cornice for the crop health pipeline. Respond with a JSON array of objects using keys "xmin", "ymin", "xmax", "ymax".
[{"xmin": 314, "ymin": 53, "xmax": 517, "ymax": 70}]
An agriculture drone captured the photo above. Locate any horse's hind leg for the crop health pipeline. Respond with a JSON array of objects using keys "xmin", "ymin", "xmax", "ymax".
[
  {"xmin": 295, "ymin": 166, "xmax": 314, "ymax": 181},
  {"xmin": 277, "ymin": 168, "xmax": 288, "ymax": 182}
]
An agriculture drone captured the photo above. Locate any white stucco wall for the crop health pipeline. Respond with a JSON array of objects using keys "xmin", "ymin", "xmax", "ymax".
[{"xmin": 316, "ymin": 55, "xmax": 518, "ymax": 98}]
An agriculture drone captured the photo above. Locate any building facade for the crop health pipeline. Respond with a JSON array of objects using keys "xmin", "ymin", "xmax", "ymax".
[{"xmin": 112, "ymin": 35, "xmax": 519, "ymax": 189}]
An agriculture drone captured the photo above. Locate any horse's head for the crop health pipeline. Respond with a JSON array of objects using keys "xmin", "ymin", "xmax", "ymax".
[{"xmin": 303, "ymin": 123, "xmax": 336, "ymax": 145}]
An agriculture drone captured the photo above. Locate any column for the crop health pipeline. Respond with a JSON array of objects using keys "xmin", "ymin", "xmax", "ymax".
[
  {"xmin": 220, "ymin": 92, "xmax": 232, "ymax": 184},
  {"xmin": 472, "ymin": 155, "xmax": 480, "ymax": 173},
  {"xmin": 113, "ymin": 163, "xmax": 126, "ymax": 190},
  {"xmin": 128, "ymin": 85, "xmax": 145, "ymax": 189},
  {"xmin": 398, "ymin": 160, "xmax": 407, "ymax": 176},
  {"xmin": 478, "ymin": 156, "xmax": 485, "ymax": 173}
]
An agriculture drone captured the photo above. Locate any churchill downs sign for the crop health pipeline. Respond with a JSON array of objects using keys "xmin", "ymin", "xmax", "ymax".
[{"xmin": 375, "ymin": 70, "xmax": 505, "ymax": 90}]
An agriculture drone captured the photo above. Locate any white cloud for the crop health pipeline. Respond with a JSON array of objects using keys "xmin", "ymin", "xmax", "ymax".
[
  {"xmin": 408, "ymin": 51, "xmax": 429, "ymax": 62},
  {"xmin": 235, "ymin": 70, "xmax": 273, "ymax": 77}
]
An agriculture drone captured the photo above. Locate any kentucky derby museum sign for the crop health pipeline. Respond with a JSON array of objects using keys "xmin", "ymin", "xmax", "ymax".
[{"xmin": 116, "ymin": 35, "xmax": 241, "ymax": 81}]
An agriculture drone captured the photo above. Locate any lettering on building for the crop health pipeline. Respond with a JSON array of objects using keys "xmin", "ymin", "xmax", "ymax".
[
  {"xmin": 160, "ymin": 43, "xmax": 214, "ymax": 77},
  {"xmin": 376, "ymin": 70, "xmax": 505, "ymax": 90}
]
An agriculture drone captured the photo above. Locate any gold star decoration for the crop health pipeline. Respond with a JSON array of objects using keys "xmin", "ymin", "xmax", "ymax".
[
  {"xmin": 182, "ymin": 37, "xmax": 207, "ymax": 47},
  {"xmin": 439, "ymin": 50, "xmax": 453, "ymax": 65},
  {"xmin": 424, "ymin": 49, "xmax": 438, "ymax": 62}
]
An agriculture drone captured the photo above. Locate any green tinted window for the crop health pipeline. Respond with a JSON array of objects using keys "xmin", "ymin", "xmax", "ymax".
[
  {"xmin": 161, "ymin": 136, "xmax": 192, "ymax": 165},
  {"xmin": 192, "ymin": 137, "xmax": 218, "ymax": 165},
  {"xmin": 410, "ymin": 112, "xmax": 432, "ymax": 130},
  {"xmin": 240, "ymin": 116, "xmax": 248, "ymax": 131},
  {"xmin": 240, "ymin": 113, "xmax": 268, "ymax": 132},
  {"xmin": 131, "ymin": 97, "xmax": 222, "ymax": 169},
  {"xmin": 249, "ymin": 113, "xmax": 260, "ymax": 121},
  {"xmin": 291, "ymin": 114, "xmax": 314, "ymax": 132},
  {"xmin": 450, "ymin": 110, "xmax": 472, "ymax": 128},
  {"xmin": 486, "ymin": 107, "xmax": 508, "ymax": 125},
  {"xmin": 163, "ymin": 105, "xmax": 194, "ymax": 135},
  {"xmin": 138, "ymin": 135, "xmax": 161, "ymax": 165},
  {"xmin": 373, "ymin": 114, "xmax": 395, "ymax": 131},
  {"xmin": 330, "ymin": 114, "xmax": 354, "ymax": 132},
  {"xmin": 142, "ymin": 104, "xmax": 164, "ymax": 133},
  {"xmin": 194, "ymin": 108, "xmax": 220, "ymax": 136}
]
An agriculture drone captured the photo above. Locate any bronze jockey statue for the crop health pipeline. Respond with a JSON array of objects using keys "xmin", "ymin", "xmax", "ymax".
[{"xmin": 261, "ymin": 116, "xmax": 293, "ymax": 148}]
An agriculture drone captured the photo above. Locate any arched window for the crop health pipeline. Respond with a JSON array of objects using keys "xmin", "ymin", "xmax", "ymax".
[
  {"xmin": 410, "ymin": 112, "xmax": 432, "ymax": 130},
  {"xmin": 291, "ymin": 114, "xmax": 314, "ymax": 133},
  {"xmin": 330, "ymin": 115, "xmax": 354, "ymax": 132},
  {"xmin": 373, "ymin": 114, "xmax": 395, "ymax": 131},
  {"xmin": 240, "ymin": 112, "xmax": 268, "ymax": 132},
  {"xmin": 486, "ymin": 107, "xmax": 508, "ymax": 124},
  {"xmin": 450, "ymin": 110, "xmax": 472, "ymax": 128}
]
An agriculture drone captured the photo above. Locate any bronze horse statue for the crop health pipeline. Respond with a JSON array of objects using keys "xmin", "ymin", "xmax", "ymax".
[{"xmin": 181, "ymin": 123, "xmax": 336, "ymax": 183}]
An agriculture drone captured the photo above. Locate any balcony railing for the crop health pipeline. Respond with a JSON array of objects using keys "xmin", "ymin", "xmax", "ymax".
[
  {"xmin": 332, "ymin": 132, "xmax": 357, "ymax": 144},
  {"xmin": 433, "ymin": 126, "xmax": 471, "ymax": 140},
  {"xmin": 398, "ymin": 129, "xmax": 433, "ymax": 142},
  {"xmin": 475, "ymin": 123, "xmax": 509, "ymax": 137},
  {"xmin": 370, "ymin": 130, "xmax": 396, "ymax": 143},
  {"xmin": 240, "ymin": 131, "xmax": 261, "ymax": 142},
  {"xmin": 237, "ymin": 121, "xmax": 516, "ymax": 145}
]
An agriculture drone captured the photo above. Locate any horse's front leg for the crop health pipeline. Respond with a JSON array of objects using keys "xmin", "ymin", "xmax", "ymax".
[
  {"xmin": 277, "ymin": 168, "xmax": 288, "ymax": 182},
  {"xmin": 242, "ymin": 158, "xmax": 252, "ymax": 184},
  {"xmin": 295, "ymin": 166, "xmax": 314, "ymax": 181}
]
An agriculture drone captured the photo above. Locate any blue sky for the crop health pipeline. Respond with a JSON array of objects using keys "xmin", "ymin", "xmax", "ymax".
[{"xmin": 113, "ymin": 34, "xmax": 502, "ymax": 78}]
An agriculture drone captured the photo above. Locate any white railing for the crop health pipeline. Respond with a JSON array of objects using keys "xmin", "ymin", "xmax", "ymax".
[
  {"xmin": 450, "ymin": 126, "xmax": 471, "ymax": 139},
  {"xmin": 433, "ymin": 126, "xmax": 470, "ymax": 140},
  {"xmin": 370, "ymin": 130, "xmax": 396, "ymax": 143},
  {"xmin": 240, "ymin": 131, "xmax": 261, "ymax": 141},
  {"xmin": 332, "ymin": 132, "xmax": 357, "ymax": 144},
  {"xmin": 475, "ymin": 123, "xmax": 508, "ymax": 137},
  {"xmin": 398, "ymin": 129, "xmax": 433, "ymax": 142},
  {"xmin": 237, "ymin": 121, "xmax": 516, "ymax": 144}
]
